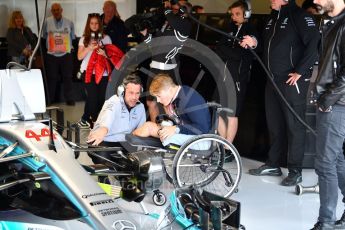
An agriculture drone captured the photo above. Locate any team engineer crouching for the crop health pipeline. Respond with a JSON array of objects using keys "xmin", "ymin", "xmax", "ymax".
[{"xmin": 86, "ymin": 74, "xmax": 146, "ymax": 149}]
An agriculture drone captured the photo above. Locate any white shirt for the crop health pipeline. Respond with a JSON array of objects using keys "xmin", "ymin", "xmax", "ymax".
[{"xmin": 78, "ymin": 35, "xmax": 112, "ymax": 74}]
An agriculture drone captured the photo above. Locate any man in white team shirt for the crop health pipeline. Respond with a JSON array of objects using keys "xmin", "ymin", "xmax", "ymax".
[
  {"xmin": 86, "ymin": 74, "xmax": 146, "ymax": 165},
  {"xmin": 42, "ymin": 3, "xmax": 76, "ymax": 105}
]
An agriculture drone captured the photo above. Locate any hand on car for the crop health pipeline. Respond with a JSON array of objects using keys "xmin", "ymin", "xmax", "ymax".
[{"xmin": 87, "ymin": 127, "xmax": 108, "ymax": 146}]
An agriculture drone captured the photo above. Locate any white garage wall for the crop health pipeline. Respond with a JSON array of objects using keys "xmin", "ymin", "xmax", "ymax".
[
  {"xmin": 0, "ymin": 0, "xmax": 307, "ymax": 37},
  {"xmin": 0, "ymin": 0, "xmax": 136, "ymax": 37}
]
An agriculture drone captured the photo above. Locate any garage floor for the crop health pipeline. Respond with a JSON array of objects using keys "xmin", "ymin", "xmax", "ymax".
[{"xmin": 54, "ymin": 101, "xmax": 343, "ymax": 230}]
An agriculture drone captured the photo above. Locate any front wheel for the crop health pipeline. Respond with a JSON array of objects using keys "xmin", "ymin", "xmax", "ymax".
[{"xmin": 152, "ymin": 191, "xmax": 167, "ymax": 206}]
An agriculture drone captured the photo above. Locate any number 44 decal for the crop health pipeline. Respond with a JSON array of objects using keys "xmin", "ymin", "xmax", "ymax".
[{"xmin": 25, "ymin": 128, "xmax": 56, "ymax": 141}]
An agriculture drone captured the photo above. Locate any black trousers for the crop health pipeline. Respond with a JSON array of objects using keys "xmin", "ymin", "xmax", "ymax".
[
  {"xmin": 82, "ymin": 77, "xmax": 108, "ymax": 123},
  {"xmin": 45, "ymin": 53, "xmax": 74, "ymax": 103},
  {"xmin": 265, "ymin": 81, "xmax": 308, "ymax": 171},
  {"xmin": 227, "ymin": 62, "xmax": 250, "ymax": 117},
  {"xmin": 89, "ymin": 141, "xmax": 125, "ymax": 166}
]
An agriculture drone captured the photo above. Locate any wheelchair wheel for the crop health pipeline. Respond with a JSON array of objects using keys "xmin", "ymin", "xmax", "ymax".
[
  {"xmin": 172, "ymin": 134, "xmax": 242, "ymax": 198},
  {"xmin": 162, "ymin": 151, "xmax": 176, "ymax": 184}
]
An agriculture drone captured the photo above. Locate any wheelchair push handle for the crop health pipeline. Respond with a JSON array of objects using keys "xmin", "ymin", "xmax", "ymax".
[{"xmin": 207, "ymin": 102, "xmax": 233, "ymax": 115}]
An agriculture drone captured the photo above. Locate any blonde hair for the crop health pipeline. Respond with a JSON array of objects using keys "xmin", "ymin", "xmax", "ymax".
[
  {"xmin": 103, "ymin": 0, "xmax": 121, "ymax": 19},
  {"xmin": 149, "ymin": 73, "xmax": 176, "ymax": 95},
  {"xmin": 8, "ymin": 11, "xmax": 25, "ymax": 28}
]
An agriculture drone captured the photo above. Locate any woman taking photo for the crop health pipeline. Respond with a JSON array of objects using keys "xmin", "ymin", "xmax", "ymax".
[{"xmin": 77, "ymin": 13, "xmax": 112, "ymax": 128}]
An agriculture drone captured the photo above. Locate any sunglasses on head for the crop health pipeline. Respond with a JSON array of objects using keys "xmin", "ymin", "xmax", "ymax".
[{"xmin": 88, "ymin": 13, "xmax": 100, "ymax": 17}]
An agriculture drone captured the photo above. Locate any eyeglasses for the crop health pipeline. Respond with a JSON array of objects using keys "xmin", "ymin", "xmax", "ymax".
[{"xmin": 88, "ymin": 13, "xmax": 100, "ymax": 17}]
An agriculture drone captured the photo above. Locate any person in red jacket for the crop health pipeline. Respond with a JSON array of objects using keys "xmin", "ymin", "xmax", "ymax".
[{"xmin": 76, "ymin": 13, "xmax": 123, "ymax": 128}]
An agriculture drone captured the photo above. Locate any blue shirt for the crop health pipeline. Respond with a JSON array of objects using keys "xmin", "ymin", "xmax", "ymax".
[
  {"xmin": 93, "ymin": 95, "xmax": 146, "ymax": 142},
  {"xmin": 173, "ymin": 85, "xmax": 211, "ymax": 135}
]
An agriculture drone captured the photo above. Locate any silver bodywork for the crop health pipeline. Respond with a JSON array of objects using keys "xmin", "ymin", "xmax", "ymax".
[
  {"xmin": 0, "ymin": 121, "xmax": 139, "ymax": 230},
  {"xmin": 0, "ymin": 69, "xmax": 140, "ymax": 229}
]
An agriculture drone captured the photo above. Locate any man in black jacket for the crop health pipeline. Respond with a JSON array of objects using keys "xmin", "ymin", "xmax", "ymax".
[
  {"xmin": 139, "ymin": 0, "xmax": 192, "ymax": 122},
  {"xmin": 248, "ymin": 0, "xmax": 320, "ymax": 186},
  {"xmin": 215, "ymin": 0, "xmax": 258, "ymax": 143},
  {"xmin": 101, "ymin": 0, "xmax": 129, "ymax": 53},
  {"xmin": 311, "ymin": 0, "xmax": 345, "ymax": 229}
]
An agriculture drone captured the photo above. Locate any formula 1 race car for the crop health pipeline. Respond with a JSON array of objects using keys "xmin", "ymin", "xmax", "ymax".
[
  {"xmin": 0, "ymin": 67, "xmax": 243, "ymax": 230},
  {"xmin": 0, "ymin": 69, "xmax": 140, "ymax": 230}
]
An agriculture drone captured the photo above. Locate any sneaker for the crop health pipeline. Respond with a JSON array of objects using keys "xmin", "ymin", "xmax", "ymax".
[
  {"xmin": 248, "ymin": 164, "xmax": 282, "ymax": 176},
  {"xmin": 310, "ymin": 222, "xmax": 334, "ymax": 230},
  {"xmin": 335, "ymin": 210, "xmax": 345, "ymax": 229},
  {"xmin": 281, "ymin": 169, "xmax": 302, "ymax": 186},
  {"xmin": 76, "ymin": 119, "xmax": 90, "ymax": 129}
]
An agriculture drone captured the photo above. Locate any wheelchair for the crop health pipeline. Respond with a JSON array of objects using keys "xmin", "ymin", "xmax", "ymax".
[{"xmin": 83, "ymin": 102, "xmax": 242, "ymax": 205}]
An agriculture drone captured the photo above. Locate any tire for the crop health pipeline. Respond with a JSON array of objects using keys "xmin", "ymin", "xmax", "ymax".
[
  {"xmin": 152, "ymin": 191, "xmax": 167, "ymax": 206},
  {"xmin": 162, "ymin": 151, "xmax": 175, "ymax": 184},
  {"xmin": 172, "ymin": 134, "xmax": 242, "ymax": 198}
]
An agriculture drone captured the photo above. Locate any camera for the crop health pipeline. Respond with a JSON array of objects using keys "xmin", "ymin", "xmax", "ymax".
[
  {"xmin": 90, "ymin": 32, "xmax": 102, "ymax": 41},
  {"xmin": 124, "ymin": 9, "xmax": 165, "ymax": 39},
  {"xmin": 124, "ymin": 0, "xmax": 186, "ymax": 39}
]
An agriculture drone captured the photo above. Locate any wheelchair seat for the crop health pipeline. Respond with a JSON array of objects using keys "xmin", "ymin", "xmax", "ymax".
[
  {"xmin": 125, "ymin": 134, "xmax": 218, "ymax": 159},
  {"xmin": 125, "ymin": 134, "xmax": 164, "ymax": 148}
]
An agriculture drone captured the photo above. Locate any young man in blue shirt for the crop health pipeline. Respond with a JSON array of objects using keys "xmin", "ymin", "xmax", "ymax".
[{"xmin": 133, "ymin": 73, "xmax": 211, "ymax": 149}]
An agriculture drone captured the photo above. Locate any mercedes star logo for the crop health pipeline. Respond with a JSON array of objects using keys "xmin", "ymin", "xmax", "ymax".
[{"xmin": 112, "ymin": 220, "xmax": 136, "ymax": 230}]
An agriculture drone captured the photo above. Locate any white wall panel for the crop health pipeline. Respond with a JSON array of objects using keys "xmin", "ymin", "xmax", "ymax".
[
  {"xmin": 0, "ymin": 0, "xmax": 136, "ymax": 37},
  {"xmin": 0, "ymin": 0, "xmax": 307, "ymax": 37}
]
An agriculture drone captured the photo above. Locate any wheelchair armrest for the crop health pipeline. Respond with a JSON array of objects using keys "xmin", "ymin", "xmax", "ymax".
[
  {"xmin": 207, "ymin": 101, "xmax": 233, "ymax": 114},
  {"xmin": 125, "ymin": 134, "xmax": 164, "ymax": 148}
]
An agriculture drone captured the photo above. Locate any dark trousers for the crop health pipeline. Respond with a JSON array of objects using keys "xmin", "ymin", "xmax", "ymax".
[
  {"xmin": 45, "ymin": 53, "xmax": 74, "ymax": 103},
  {"xmin": 82, "ymin": 77, "xmax": 108, "ymax": 123},
  {"xmin": 227, "ymin": 62, "xmax": 250, "ymax": 116},
  {"xmin": 315, "ymin": 105, "xmax": 345, "ymax": 223},
  {"xmin": 265, "ymin": 81, "xmax": 307, "ymax": 171},
  {"xmin": 89, "ymin": 141, "xmax": 125, "ymax": 166}
]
